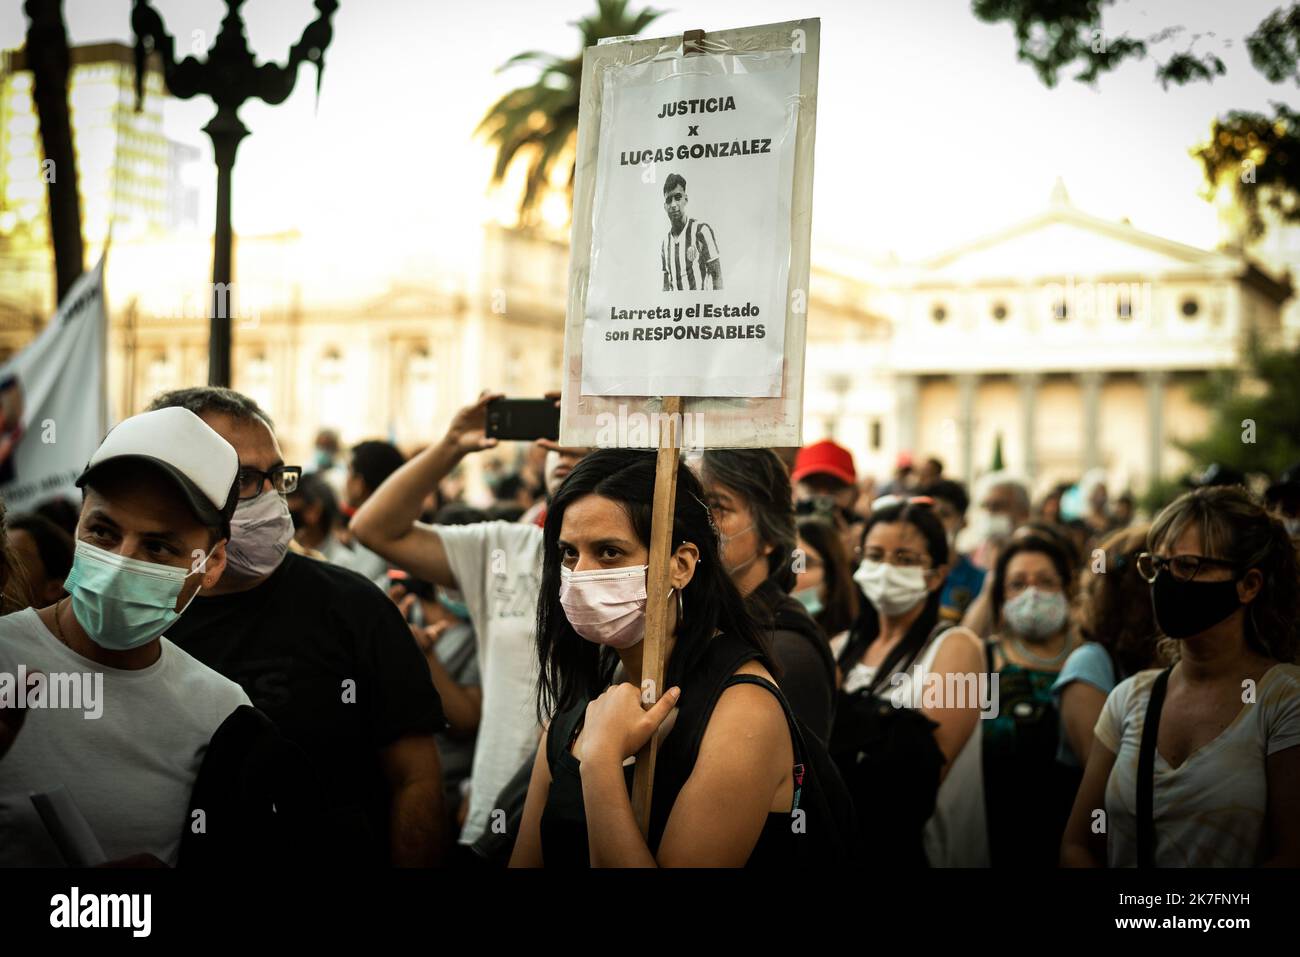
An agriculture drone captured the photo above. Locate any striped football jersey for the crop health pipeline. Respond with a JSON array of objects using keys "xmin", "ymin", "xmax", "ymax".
[{"xmin": 661, "ymin": 218, "xmax": 720, "ymax": 291}]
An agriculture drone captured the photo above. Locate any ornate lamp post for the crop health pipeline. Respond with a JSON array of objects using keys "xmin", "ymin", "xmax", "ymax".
[{"xmin": 132, "ymin": 0, "xmax": 337, "ymax": 387}]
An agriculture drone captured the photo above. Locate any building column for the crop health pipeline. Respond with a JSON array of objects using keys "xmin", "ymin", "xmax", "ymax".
[
  {"xmin": 894, "ymin": 373, "xmax": 920, "ymax": 458},
  {"xmin": 956, "ymin": 372, "xmax": 979, "ymax": 488},
  {"xmin": 1141, "ymin": 369, "xmax": 1168, "ymax": 489},
  {"xmin": 1077, "ymin": 370, "xmax": 1105, "ymax": 473},
  {"xmin": 1016, "ymin": 371, "xmax": 1043, "ymax": 482}
]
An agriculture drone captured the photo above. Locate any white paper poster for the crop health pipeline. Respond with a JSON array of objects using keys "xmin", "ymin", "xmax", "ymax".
[{"xmin": 581, "ymin": 50, "xmax": 801, "ymax": 397}]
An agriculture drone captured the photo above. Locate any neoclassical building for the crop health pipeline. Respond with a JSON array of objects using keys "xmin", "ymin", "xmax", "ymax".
[
  {"xmin": 1, "ymin": 182, "xmax": 1290, "ymax": 503},
  {"xmin": 802, "ymin": 181, "xmax": 1292, "ymax": 498}
]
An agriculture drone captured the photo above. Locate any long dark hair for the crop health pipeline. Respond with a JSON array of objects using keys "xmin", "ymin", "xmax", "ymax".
[
  {"xmin": 536, "ymin": 449, "xmax": 768, "ymax": 722},
  {"xmin": 798, "ymin": 517, "xmax": 858, "ymax": 637},
  {"xmin": 842, "ymin": 500, "xmax": 950, "ymax": 690}
]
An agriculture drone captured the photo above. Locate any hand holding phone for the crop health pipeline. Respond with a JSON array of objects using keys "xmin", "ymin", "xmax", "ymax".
[{"xmin": 486, "ymin": 397, "xmax": 561, "ymax": 442}]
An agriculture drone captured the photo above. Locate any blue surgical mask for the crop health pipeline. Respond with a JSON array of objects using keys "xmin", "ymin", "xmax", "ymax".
[
  {"xmin": 438, "ymin": 589, "xmax": 470, "ymax": 621},
  {"xmin": 792, "ymin": 585, "xmax": 824, "ymax": 618},
  {"xmin": 64, "ymin": 539, "xmax": 215, "ymax": 651}
]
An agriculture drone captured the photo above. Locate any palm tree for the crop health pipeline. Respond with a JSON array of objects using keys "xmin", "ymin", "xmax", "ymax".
[{"xmin": 478, "ymin": 0, "xmax": 664, "ymax": 227}]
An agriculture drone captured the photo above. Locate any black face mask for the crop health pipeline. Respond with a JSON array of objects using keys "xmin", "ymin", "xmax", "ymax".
[{"xmin": 1150, "ymin": 571, "xmax": 1242, "ymax": 639}]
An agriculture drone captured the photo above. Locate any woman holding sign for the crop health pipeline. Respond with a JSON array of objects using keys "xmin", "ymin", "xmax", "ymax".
[{"xmin": 509, "ymin": 448, "xmax": 848, "ymax": 867}]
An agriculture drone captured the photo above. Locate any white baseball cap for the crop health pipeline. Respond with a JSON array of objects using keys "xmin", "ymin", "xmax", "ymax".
[{"xmin": 75, "ymin": 407, "xmax": 240, "ymax": 535}]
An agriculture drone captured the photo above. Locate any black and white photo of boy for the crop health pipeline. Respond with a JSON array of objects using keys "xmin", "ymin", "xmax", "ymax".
[{"xmin": 660, "ymin": 173, "xmax": 723, "ymax": 291}]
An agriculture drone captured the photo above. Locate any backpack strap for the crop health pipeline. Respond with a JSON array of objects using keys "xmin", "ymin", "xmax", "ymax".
[
  {"xmin": 1136, "ymin": 666, "xmax": 1174, "ymax": 868},
  {"xmin": 544, "ymin": 699, "xmax": 587, "ymax": 774},
  {"xmin": 836, "ymin": 629, "xmax": 871, "ymax": 674},
  {"xmin": 643, "ymin": 634, "xmax": 765, "ymax": 848},
  {"xmin": 720, "ymin": 674, "xmax": 807, "ymax": 811},
  {"xmin": 841, "ymin": 621, "xmax": 955, "ymax": 698}
]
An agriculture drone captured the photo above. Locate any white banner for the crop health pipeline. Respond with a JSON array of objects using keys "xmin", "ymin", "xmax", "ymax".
[
  {"xmin": 0, "ymin": 257, "xmax": 108, "ymax": 512},
  {"xmin": 581, "ymin": 49, "xmax": 801, "ymax": 398}
]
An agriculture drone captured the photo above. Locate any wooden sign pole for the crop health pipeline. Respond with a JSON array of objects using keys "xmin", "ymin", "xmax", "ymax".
[
  {"xmin": 630, "ymin": 394, "xmax": 682, "ymax": 836},
  {"xmin": 628, "ymin": 29, "xmax": 707, "ymax": 840}
]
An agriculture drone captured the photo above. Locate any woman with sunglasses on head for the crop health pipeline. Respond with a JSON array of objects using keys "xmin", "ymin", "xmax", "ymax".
[
  {"xmin": 982, "ymin": 533, "xmax": 1082, "ymax": 867},
  {"xmin": 829, "ymin": 496, "xmax": 988, "ymax": 867},
  {"xmin": 1062, "ymin": 486, "xmax": 1300, "ymax": 867},
  {"xmin": 509, "ymin": 449, "xmax": 848, "ymax": 867}
]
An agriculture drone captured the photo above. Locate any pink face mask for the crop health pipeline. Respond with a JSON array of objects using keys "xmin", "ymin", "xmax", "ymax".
[{"xmin": 559, "ymin": 564, "xmax": 671, "ymax": 649}]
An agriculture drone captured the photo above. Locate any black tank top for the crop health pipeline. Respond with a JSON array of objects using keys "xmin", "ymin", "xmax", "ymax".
[{"xmin": 539, "ymin": 631, "xmax": 798, "ymax": 867}]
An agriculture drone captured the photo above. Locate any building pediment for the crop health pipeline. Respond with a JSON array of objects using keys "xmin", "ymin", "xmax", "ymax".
[
  {"xmin": 359, "ymin": 284, "xmax": 461, "ymax": 320},
  {"xmin": 916, "ymin": 205, "xmax": 1241, "ymax": 286}
]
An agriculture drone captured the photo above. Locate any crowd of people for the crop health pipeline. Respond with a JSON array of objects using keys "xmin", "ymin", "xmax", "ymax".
[{"xmin": 1, "ymin": 385, "xmax": 1297, "ymax": 868}]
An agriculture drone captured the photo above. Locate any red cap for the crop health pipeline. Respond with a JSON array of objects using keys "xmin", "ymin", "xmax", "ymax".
[{"xmin": 792, "ymin": 439, "xmax": 856, "ymax": 487}]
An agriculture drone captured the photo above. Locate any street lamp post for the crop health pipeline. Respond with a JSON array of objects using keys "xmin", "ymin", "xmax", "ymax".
[{"xmin": 131, "ymin": 0, "xmax": 337, "ymax": 387}]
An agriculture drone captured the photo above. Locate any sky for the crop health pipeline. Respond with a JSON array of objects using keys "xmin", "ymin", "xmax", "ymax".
[{"xmin": 2, "ymin": 0, "xmax": 1297, "ymax": 285}]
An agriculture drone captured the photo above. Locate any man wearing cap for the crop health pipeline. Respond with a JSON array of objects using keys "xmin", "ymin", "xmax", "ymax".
[
  {"xmin": 792, "ymin": 438, "xmax": 865, "ymax": 560},
  {"xmin": 148, "ymin": 387, "xmax": 447, "ymax": 867},
  {"xmin": 0, "ymin": 408, "xmax": 252, "ymax": 866}
]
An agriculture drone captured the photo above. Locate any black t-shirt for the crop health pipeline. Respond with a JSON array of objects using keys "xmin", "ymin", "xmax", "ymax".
[
  {"xmin": 749, "ymin": 579, "xmax": 836, "ymax": 741},
  {"xmin": 166, "ymin": 551, "xmax": 445, "ymax": 864},
  {"xmin": 540, "ymin": 630, "xmax": 799, "ymax": 868}
]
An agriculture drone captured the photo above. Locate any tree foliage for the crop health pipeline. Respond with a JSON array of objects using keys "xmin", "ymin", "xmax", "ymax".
[
  {"xmin": 973, "ymin": 0, "xmax": 1300, "ymax": 239},
  {"xmin": 477, "ymin": 0, "xmax": 664, "ymax": 226},
  {"xmin": 1180, "ymin": 334, "xmax": 1300, "ymax": 479}
]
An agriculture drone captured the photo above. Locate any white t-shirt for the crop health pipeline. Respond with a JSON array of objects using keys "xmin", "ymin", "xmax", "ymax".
[
  {"xmin": 840, "ymin": 627, "xmax": 990, "ymax": 867},
  {"xmin": 1095, "ymin": 663, "xmax": 1300, "ymax": 867},
  {"xmin": 321, "ymin": 537, "xmax": 388, "ymax": 587},
  {"xmin": 0, "ymin": 607, "xmax": 251, "ymax": 866},
  {"xmin": 435, "ymin": 520, "xmax": 543, "ymax": 845}
]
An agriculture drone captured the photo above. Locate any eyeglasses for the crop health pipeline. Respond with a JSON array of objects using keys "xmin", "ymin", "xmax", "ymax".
[
  {"xmin": 236, "ymin": 465, "xmax": 302, "ymax": 501},
  {"xmin": 1135, "ymin": 552, "xmax": 1239, "ymax": 584}
]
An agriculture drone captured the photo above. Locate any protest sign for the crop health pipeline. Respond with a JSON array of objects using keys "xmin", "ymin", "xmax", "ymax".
[
  {"xmin": 561, "ymin": 21, "xmax": 819, "ymax": 837},
  {"xmin": 582, "ymin": 40, "xmax": 800, "ymax": 397},
  {"xmin": 561, "ymin": 18, "xmax": 819, "ymax": 449}
]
